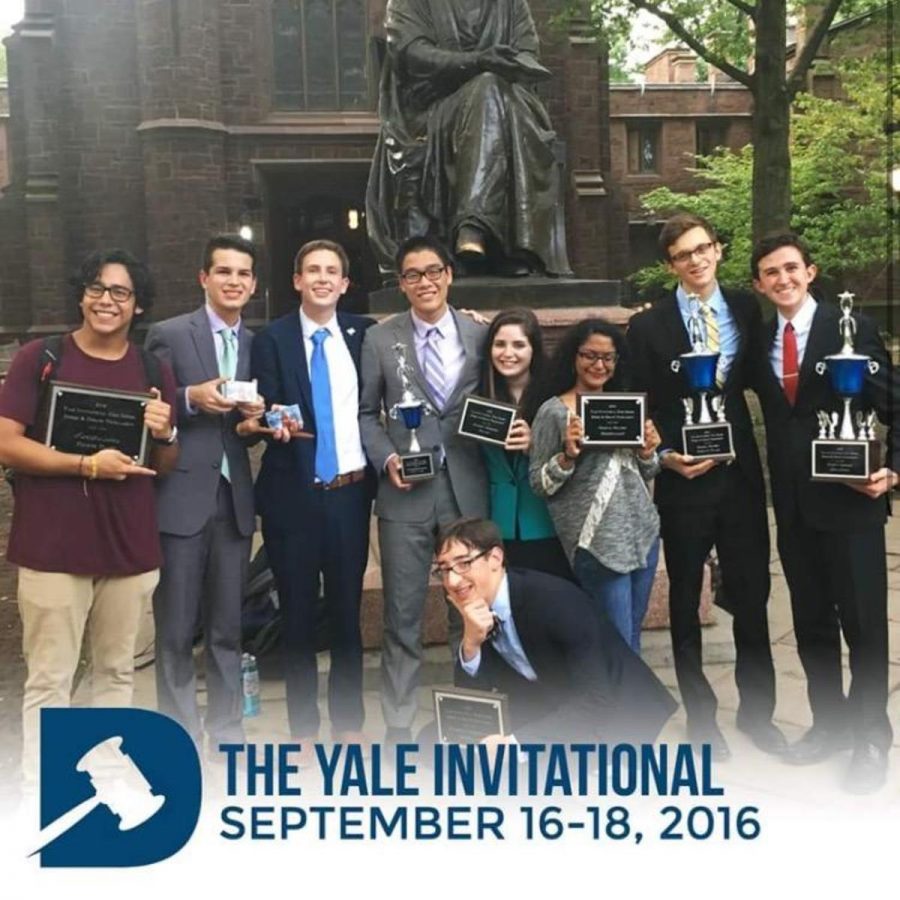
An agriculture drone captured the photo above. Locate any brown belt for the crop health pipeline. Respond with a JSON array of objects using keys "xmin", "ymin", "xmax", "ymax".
[{"xmin": 314, "ymin": 468, "xmax": 366, "ymax": 491}]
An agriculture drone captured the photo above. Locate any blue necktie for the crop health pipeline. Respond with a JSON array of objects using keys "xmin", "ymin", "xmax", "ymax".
[{"xmin": 311, "ymin": 328, "xmax": 339, "ymax": 485}]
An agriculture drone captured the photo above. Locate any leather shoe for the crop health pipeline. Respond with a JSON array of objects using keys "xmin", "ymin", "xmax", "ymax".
[
  {"xmin": 687, "ymin": 721, "xmax": 732, "ymax": 762},
  {"xmin": 784, "ymin": 726, "xmax": 852, "ymax": 766},
  {"xmin": 735, "ymin": 717, "xmax": 789, "ymax": 756},
  {"xmin": 843, "ymin": 743, "xmax": 889, "ymax": 795}
]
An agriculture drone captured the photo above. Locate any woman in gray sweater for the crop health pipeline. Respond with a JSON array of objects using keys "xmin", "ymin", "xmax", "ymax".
[{"xmin": 529, "ymin": 320, "xmax": 661, "ymax": 652}]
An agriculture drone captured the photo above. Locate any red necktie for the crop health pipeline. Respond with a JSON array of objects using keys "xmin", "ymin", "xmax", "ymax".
[{"xmin": 783, "ymin": 322, "xmax": 798, "ymax": 406}]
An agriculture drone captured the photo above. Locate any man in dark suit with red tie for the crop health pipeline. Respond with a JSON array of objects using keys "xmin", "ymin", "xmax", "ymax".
[
  {"xmin": 750, "ymin": 232, "xmax": 896, "ymax": 793},
  {"xmin": 251, "ymin": 240, "xmax": 375, "ymax": 755},
  {"xmin": 626, "ymin": 213, "xmax": 783, "ymax": 760}
]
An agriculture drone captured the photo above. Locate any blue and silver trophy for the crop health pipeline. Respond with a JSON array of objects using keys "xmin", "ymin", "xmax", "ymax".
[
  {"xmin": 812, "ymin": 291, "xmax": 881, "ymax": 481},
  {"xmin": 389, "ymin": 342, "xmax": 436, "ymax": 481},
  {"xmin": 669, "ymin": 294, "xmax": 735, "ymax": 460}
]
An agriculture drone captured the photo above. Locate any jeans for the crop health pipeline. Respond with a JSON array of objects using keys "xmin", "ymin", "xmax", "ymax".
[{"xmin": 573, "ymin": 538, "xmax": 660, "ymax": 653}]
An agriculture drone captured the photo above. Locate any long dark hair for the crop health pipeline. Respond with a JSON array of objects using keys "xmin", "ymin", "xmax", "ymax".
[
  {"xmin": 539, "ymin": 318, "xmax": 630, "ymax": 402},
  {"xmin": 481, "ymin": 308, "xmax": 546, "ymax": 423}
]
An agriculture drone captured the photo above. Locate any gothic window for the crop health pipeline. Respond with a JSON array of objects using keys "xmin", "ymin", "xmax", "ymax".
[
  {"xmin": 627, "ymin": 122, "xmax": 660, "ymax": 174},
  {"xmin": 272, "ymin": 0, "xmax": 369, "ymax": 111}
]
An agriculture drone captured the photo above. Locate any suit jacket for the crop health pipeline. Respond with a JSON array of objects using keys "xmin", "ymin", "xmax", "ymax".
[
  {"xmin": 251, "ymin": 309, "xmax": 376, "ymax": 533},
  {"xmin": 752, "ymin": 300, "xmax": 897, "ymax": 532},
  {"xmin": 627, "ymin": 288, "xmax": 765, "ymax": 509},
  {"xmin": 359, "ymin": 308, "xmax": 489, "ymax": 522},
  {"xmin": 456, "ymin": 568, "xmax": 677, "ymax": 743},
  {"xmin": 146, "ymin": 307, "xmax": 255, "ymax": 538},
  {"xmin": 482, "ymin": 445, "xmax": 556, "ymax": 541}
]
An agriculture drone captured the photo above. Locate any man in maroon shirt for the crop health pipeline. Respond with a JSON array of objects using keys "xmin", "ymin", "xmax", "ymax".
[{"xmin": 0, "ymin": 248, "xmax": 178, "ymax": 786}]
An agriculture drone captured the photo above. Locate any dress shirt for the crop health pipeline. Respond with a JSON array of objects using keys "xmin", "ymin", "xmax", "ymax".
[
  {"xmin": 410, "ymin": 307, "xmax": 465, "ymax": 404},
  {"xmin": 676, "ymin": 282, "xmax": 738, "ymax": 384},
  {"xmin": 184, "ymin": 303, "xmax": 242, "ymax": 415},
  {"xmin": 769, "ymin": 294, "xmax": 817, "ymax": 385},
  {"xmin": 299, "ymin": 309, "xmax": 367, "ymax": 477},
  {"xmin": 459, "ymin": 573, "xmax": 538, "ymax": 681}
]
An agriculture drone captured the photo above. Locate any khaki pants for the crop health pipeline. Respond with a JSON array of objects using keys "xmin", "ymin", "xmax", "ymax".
[{"xmin": 18, "ymin": 566, "xmax": 160, "ymax": 785}]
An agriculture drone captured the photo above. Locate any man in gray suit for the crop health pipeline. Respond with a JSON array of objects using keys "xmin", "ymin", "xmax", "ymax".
[
  {"xmin": 360, "ymin": 235, "xmax": 488, "ymax": 742},
  {"xmin": 146, "ymin": 234, "xmax": 262, "ymax": 752}
]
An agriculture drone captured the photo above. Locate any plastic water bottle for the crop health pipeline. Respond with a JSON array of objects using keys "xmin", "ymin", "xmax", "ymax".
[{"xmin": 241, "ymin": 652, "xmax": 260, "ymax": 718}]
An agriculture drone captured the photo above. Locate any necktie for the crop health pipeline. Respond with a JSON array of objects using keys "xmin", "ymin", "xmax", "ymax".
[
  {"xmin": 783, "ymin": 322, "xmax": 799, "ymax": 406},
  {"xmin": 217, "ymin": 328, "xmax": 237, "ymax": 481},
  {"xmin": 310, "ymin": 328, "xmax": 339, "ymax": 485},
  {"xmin": 699, "ymin": 301, "xmax": 724, "ymax": 388},
  {"xmin": 422, "ymin": 327, "xmax": 448, "ymax": 410}
]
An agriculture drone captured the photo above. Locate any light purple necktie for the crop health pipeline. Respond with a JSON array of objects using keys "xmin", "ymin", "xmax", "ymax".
[{"xmin": 422, "ymin": 327, "xmax": 448, "ymax": 410}]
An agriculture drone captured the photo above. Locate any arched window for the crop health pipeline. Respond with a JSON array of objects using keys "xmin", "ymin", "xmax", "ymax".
[{"xmin": 272, "ymin": 0, "xmax": 370, "ymax": 111}]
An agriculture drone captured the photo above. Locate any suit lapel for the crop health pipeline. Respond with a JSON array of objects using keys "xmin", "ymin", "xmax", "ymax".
[
  {"xmin": 189, "ymin": 308, "xmax": 219, "ymax": 381},
  {"xmin": 236, "ymin": 323, "xmax": 252, "ymax": 382},
  {"xmin": 720, "ymin": 289, "xmax": 746, "ymax": 392},
  {"xmin": 761, "ymin": 315, "xmax": 791, "ymax": 412},
  {"xmin": 278, "ymin": 313, "xmax": 314, "ymax": 424},
  {"xmin": 444, "ymin": 308, "xmax": 476, "ymax": 410},
  {"xmin": 337, "ymin": 313, "xmax": 363, "ymax": 374},
  {"xmin": 797, "ymin": 303, "xmax": 834, "ymax": 406},
  {"xmin": 662, "ymin": 293, "xmax": 692, "ymax": 358}
]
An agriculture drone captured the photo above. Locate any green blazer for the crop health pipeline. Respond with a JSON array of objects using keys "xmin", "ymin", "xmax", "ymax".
[{"xmin": 482, "ymin": 444, "xmax": 557, "ymax": 541}]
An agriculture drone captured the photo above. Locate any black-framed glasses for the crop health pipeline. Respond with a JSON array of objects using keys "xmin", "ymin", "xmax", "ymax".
[
  {"xmin": 669, "ymin": 241, "xmax": 715, "ymax": 265},
  {"xmin": 577, "ymin": 350, "xmax": 618, "ymax": 366},
  {"xmin": 400, "ymin": 265, "xmax": 446, "ymax": 285},
  {"xmin": 83, "ymin": 282, "xmax": 135, "ymax": 304},
  {"xmin": 432, "ymin": 549, "xmax": 489, "ymax": 580}
]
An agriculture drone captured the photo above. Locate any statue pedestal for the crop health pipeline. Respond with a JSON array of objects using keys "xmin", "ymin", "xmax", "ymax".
[{"xmin": 369, "ymin": 276, "xmax": 623, "ymax": 314}]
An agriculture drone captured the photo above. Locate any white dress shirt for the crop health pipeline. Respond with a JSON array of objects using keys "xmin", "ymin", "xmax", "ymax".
[
  {"xmin": 410, "ymin": 307, "xmax": 466, "ymax": 403},
  {"xmin": 299, "ymin": 309, "xmax": 367, "ymax": 476},
  {"xmin": 769, "ymin": 294, "xmax": 817, "ymax": 386}
]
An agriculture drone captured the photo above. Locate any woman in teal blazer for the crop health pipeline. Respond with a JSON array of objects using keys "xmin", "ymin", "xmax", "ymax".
[{"xmin": 480, "ymin": 308, "xmax": 572, "ymax": 580}]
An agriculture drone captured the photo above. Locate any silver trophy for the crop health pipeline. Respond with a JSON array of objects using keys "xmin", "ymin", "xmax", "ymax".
[
  {"xmin": 388, "ymin": 342, "xmax": 436, "ymax": 480},
  {"xmin": 812, "ymin": 292, "xmax": 881, "ymax": 480},
  {"xmin": 669, "ymin": 294, "xmax": 734, "ymax": 460}
]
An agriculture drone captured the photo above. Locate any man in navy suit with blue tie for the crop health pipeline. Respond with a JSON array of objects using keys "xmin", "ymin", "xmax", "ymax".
[{"xmin": 251, "ymin": 240, "xmax": 376, "ymax": 752}]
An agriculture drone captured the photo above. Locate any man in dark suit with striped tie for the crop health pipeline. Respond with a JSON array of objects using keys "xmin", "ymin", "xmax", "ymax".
[{"xmin": 750, "ymin": 231, "xmax": 896, "ymax": 793}]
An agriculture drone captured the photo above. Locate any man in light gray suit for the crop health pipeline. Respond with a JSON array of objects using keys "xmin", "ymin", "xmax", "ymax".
[
  {"xmin": 359, "ymin": 235, "xmax": 488, "ymax": 742},
  {"xmin": 146, "ymin": 234, "xmax": 262, "ymax": 752}
]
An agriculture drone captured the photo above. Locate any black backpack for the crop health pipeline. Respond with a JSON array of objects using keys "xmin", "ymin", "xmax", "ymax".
[{"xmin": 4, "ymin": 334, "xmax": 164, "ymax": 489}]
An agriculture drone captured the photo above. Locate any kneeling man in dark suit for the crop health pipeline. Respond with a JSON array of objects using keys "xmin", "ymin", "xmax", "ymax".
[{"xmin": 434, "ymin": 518, "xmax": 677, "ymax": 745}]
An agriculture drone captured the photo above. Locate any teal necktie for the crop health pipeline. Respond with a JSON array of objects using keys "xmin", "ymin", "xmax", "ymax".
[{"xmin": 218, "ymin": 328, "xmax": 237, "ymax": 481}]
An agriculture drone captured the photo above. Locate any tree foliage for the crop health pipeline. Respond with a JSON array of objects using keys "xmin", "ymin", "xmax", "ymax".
[{"xmin": 632, "ymin": 55, "xmax": 892, "ymax": 299}]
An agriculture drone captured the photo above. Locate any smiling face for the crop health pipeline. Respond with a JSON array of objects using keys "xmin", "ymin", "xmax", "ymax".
[
  {"xmin": 436, "ymin": 539, "xmax": 504, "ymax": 612},
  {"xmin": 491, "ymin": 323, "xmax": 534, "ymax": 383},
  {"xmin": 753, "ymin": 245, "xmax": 818, "ymax": 320},
  {"xmin": 200, "ymin": 248, "xmax": 257, "ymax": 325},
  {"xmin": 398, "ymin": 249, "xmax": 453, "ymax": 323},
  {"xmin": 293, "ymin": 248, "xmax": 349, "ymax": 318},
  {"xmin": 665, "ymin": 225, "xmax": 722, "ymax": 299},
  {"xmin": 573, "ymin": 333, "xmax": 618, "ymax": 393},
  {"xmin": 79, "ymin": 263, "xmax": 141, "ymax": 339}
]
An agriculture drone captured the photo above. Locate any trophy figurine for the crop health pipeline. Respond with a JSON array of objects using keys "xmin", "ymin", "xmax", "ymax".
[
  {"xmin": 388, "ymin": 342, "xmax": 436, "ymax": 481},
  {"xmin": 669, "ymin": 294, "xmax": 735, "ymax": 460},
  {"xmin": 811, "ymin": 291, "xmax": 881, "ymax": 481}
]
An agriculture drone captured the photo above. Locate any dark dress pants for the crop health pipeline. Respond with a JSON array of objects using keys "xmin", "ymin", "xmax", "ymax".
[
  {"xmin": 659, "ymin": 467, "xmax": 775, "ymax": 727},
  {"xmin": 263, "ymin": 480, "xmax": 370, "ymax": 738},
  {"xmin": 777, "ymin": 516, "xmax": 891, "ymax": 750}
]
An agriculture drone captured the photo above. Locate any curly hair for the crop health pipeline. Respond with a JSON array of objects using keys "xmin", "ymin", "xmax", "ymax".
[{"xmin": 69, "ymin": 248, "xmax": 156, "ymax": 321}]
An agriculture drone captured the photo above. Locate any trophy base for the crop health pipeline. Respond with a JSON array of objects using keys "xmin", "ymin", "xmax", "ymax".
[
  {"xmin": 400, "ymin": 452, "xmax": 436, "ymax": 481},
  {"xmin": 682, "ymin": 422, "xmax": 734, "ymax": 461},
  {"xmin": 811, "ymin": 439, "xmax": 879, "ymax": 482}
]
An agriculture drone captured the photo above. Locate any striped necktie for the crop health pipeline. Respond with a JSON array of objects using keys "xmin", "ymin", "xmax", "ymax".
[
  {"xmin": 699, "ymin": 301, "xmax": 724, "ymax": 388},
  {"xmin": 422, "ymin": 327, "xmax": 448, "ymax": 410}
]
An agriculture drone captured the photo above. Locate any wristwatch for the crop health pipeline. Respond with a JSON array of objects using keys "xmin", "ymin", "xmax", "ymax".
[{"xmin": 152, "ymin": 425, "xmax": 178, "ymax": 446}]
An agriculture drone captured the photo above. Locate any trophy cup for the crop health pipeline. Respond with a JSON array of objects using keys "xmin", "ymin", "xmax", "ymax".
[
  {"xmin": 388, "ymin": 342, "xmax": 436, "ymax": 481},
  {"xmin": 669, "ymin": 295, "xmax": 735, "ymax": 460},
  {"xmin": 812, "ymin": 291, "xmax": 881, "ymax": 481}
]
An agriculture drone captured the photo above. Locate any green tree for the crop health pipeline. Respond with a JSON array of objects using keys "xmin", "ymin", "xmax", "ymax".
[
  {"xmin": 563, "ymin": 0, "xmax": 884, "ymax": 240},
  {"xmin": 632, "ymin": 56, "xmax": 892, "ymax": 299}
]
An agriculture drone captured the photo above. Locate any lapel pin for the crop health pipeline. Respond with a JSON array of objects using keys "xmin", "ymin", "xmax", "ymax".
[{"xmin": 346, "ymin": 327, "xmax": 356, "ymax": 336}]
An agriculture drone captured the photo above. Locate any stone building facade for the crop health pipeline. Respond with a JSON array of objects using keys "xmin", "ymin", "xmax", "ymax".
[{"xmin": 0, "ymin": 0, "xmax": 624, "ymax": 334}]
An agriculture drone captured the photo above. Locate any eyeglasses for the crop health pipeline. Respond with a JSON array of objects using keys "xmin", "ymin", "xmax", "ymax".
[
  {"xmin": 669, "ymin": 241, "xmax": 716, "ymax": 265},
  {"xmin": 432, "ymin": 549, "xmax": 489, "ymax": 580},
  {"xmin": 83, "ymin": 282, "xmax": 135, "ymax": 304},
  {"xmin": 400, "ymin": 265, "xmax": 446, "ymax": 285},
  {"xmin": 577, "ymin": 350, "xmax": 618, "ymax": 366}
]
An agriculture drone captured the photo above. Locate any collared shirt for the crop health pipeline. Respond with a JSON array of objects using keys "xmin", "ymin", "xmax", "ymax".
[
  {"xmin": 676, "ymin": 282, "xmax": 739, "ymax": 384},
  {"xmin": 769, "ymin": 293, "xmax": 817, "ymax": 386},
  {"xmin": 185, "ymin": 303, "xmax": 242, "ymax": 415},
  {"xmin": 299, "ymin": 308, "xmax": 367, "ymax": 476},
  {"xmin": 410, "ymin": 307, "xmax": 465, "ymax": 404},
  {"xmin": 459, "ymin": 573, "xmax": 538, "ymax": 681}
]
